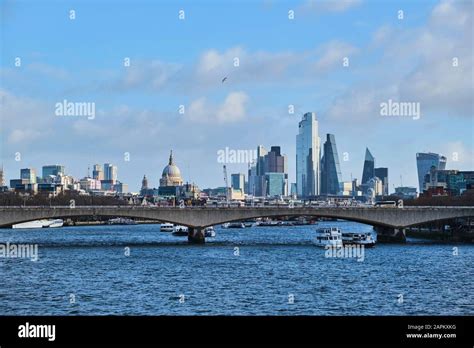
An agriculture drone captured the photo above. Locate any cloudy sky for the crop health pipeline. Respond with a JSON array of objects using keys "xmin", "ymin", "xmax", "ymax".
[{"xmin": 0, "ymin": 0, "xmax": 472, "ymax": 192}]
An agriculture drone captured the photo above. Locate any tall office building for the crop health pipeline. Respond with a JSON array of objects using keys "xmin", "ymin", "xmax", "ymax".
[
  {"xmin": 42, "ymin": 165, "xmax": 65, "ymax": 179},
  {"xmin": 255, "ymin": 145, "xmax": 268, "ymax": 196},
  {"xmin": 20, "ymin": 168, "xmax": 37, "ymax": 184},
  {"xmin": 247, "ymin": 163, "xmax": 257, "ymax": 196},
  {"xmin": 265, "ymin": 146, "xmax": 285, "ymax": 173},
  {"xmin": 103, "ymin": 163, "xmax": 118, "ymax": 183},
  {"xmin": 231, "ymin": 173, "xmax": 245, "ymax": 193},
  {"xmin": 361, "ymin": 148, "xmax": 375, "ymax": 185},
  {"xmin": 416, "ymin": 152, "xmax": 447, "ymax": 193},
  {"xmin": 374, "ymin": 167, "xmax": 389, "ymax": 196},
  {"xmin": 320, "ymin": 134, "xmax": 342, "ymax": 195},
  {"xmin": 296, "ymin": 112, "xmax": 320, "ymax": 197},
  {"xmin": 92, "ymin": 164, "xmax": 104, "ymax": 181}
]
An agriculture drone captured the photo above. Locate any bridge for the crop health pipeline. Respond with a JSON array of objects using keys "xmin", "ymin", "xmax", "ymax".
[{"xmin": 1, "ymin": 205, "xmax": 473, "ymax": 243}]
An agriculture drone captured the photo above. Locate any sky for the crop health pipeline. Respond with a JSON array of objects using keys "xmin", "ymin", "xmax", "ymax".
[{"xmin": 0, "ymin": 0, "xmax": 473, "ymax": 192}]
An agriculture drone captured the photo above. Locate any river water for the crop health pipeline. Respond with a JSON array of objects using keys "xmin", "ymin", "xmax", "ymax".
[{"xmin": 0, "ymin": 221, "xmax": 472, "ymax": 315}]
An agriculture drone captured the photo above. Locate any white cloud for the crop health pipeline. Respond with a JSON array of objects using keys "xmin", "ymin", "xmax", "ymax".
[
  {"xmin": 327, "ymin": 84, "xmax": 398, "ymax": 122},
  {"xmin": 430, "ymin": 0, "xmax": 471, "ymax": 30},
  {"xmin": 91, "ymin": 43, "xmax": 357, "ymax": 94},
  {"xmin": 299, "ymin": 0, "xmax": 362, "ymax": 13},
  {"xmin": 444, "ymin": 141, "xmax": 474, "ymax": 169},
  {"xmin": 0, "ymin": 89, "xmax": 52, "ymax": 145},
  {"xmin": 314, "ymin": 41, "xmax": 358, "ymax": 72},
  {"xmin": 186, "ymin": 92, "xmax": 249, "ymax": 124},
  {"xmin": 194, "ymin": 47, "xmax": 302, "ymax": 87},
  {"xmin": 371, "ymin": 25, "xmax": 393, "ymax": 46},
  {"xmin": 7, "ymin": 129, "xmax": 42, "ymax": 144},
  {"xmin": 27, "ymin": 62, "xmax": 69, "ymax": 80},
  {"xmin": 187, "ymin": 97, "xmax": 208, "ymax": 122},
  {"xmin": 111, "ymin": 59, "xmax": 181, "ymax": 91},
  {"xmin": 216, "ymin": 92, "xmax": 249, "ymax": 123},
  {"xmin": 327, "ymin": 0, "xmax": 473, "ymax": 122}
]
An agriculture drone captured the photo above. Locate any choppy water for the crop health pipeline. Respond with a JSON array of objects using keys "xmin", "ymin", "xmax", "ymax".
[{"xmin": 0, "ymin": 221, "xmax": 473, "ymax": 315}]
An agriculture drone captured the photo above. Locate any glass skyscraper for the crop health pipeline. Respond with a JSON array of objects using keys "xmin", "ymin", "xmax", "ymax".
[
  {"xmin": 265, "ymin": 172, "xmax": 286, "ymax": 197},
  {"xmin": 42, "ymin": 164, "xmax": 65, "ymax": 179},
  {"xmin": 92, "ymin": 164, "xmax": 104, "ymax": 181},
  {"xmin": 320, "ymin": 134, "xmax": 342, "ymax": 195},
  {"xmin": 361, "ymin": 148, "xmax": 375, "ymax": 185},
  {"xmin": 296, "ymin": 112, "xmax": 320, "ymax": 197},
  {"xmin": 104, "ymin": 163, "xmax": 118, "ymax": 183},
  {"xmin": 416, "ymin": 152, "xmax": 447, "ymax": 193}
]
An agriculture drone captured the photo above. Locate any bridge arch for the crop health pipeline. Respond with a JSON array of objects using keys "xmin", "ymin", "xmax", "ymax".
[
  {"xmin": 197, "ymin": 212, "xmax": 391, "ymax": 229},
  {"xmin": 0, "ymin": 209, "xmax": 184, "ymax": 228}
]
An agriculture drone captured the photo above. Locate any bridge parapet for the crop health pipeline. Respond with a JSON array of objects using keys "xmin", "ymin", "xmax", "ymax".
[{"xmin": 0, "ymin": 206, "xmax": 473, "ymax": 229}]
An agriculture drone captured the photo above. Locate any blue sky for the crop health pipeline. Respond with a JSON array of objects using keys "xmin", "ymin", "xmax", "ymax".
[{"xmin": 1, "ymin": 0, "xmax": 473, "ymax": 192}]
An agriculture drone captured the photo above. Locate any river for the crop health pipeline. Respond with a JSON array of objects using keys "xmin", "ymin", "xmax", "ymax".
[{"xmin": 0, "ymin": 221, "xmax": 472, "ymax": 315}]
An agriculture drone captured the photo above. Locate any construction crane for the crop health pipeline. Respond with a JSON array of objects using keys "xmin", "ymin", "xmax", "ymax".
[{"xmin": 223, "ymin": 165, "xmax": 229, "ymax": 205}]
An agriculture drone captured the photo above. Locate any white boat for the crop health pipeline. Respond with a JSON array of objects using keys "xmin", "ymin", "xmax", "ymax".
[
  {"xmin": 12, "ymin": 219, "xmax": 64, "ymax": 229},
  {"xmin": 13, "ymin": 220, "xmax": 44, "ymax": 229},
  {"xmin": 160, "ymin": 223, "xmax": 174, "ymax": 232},
  {"xmin": 222, "ymin": 222, "xmax": 245, "ymax": 229},
  {"xmin": 314, "ymin": 227, "xmax": 343, "ymax": 248},
  {"xmin": 47, "ymin": 219, "xmax": 64, "ymax": 228},
  {"xmin": 342, "ymin": 232, "xmax": 376, "ymax": 247},
  {"xmin": 172, "ymin": 225, "xmax": 189, "ymax": 236},
  {"xmin": 107, "ymin": 217, "xmax": 136, "ymax": 225},
  {"xmin": 204, "ymin": 226, "xmax": 216, "ymax": 238}
]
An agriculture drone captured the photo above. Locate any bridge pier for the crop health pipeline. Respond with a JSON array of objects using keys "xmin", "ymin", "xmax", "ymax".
[
  {"xmin": 188, "ymin": 227, "xmax": 205, "ymax": 244},
  {"xmin": 374, "ymin": 226, "xmax": 406, "ymax": 243}
]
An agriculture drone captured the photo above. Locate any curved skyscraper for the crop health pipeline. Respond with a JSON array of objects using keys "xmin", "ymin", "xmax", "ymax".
[
  {"xmin": 416, "ymin": 152, "xmax": 447, "ymax": 193},
  {"xmin": 296, "ymin": 112, "xmax": 320, "ymax": 197}
]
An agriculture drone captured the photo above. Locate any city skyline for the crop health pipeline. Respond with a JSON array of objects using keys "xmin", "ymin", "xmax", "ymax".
[
  {"xmin": 0, "ymin": 0, "xmax": 472, "ymax": 192},
  {"xmin": 0, "ymin": 139, "xmax": 462, "ymax": 195}
]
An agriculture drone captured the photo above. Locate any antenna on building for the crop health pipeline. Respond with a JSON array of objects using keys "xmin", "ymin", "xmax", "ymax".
[{"xmin": 400, "ymin": 175, "xmax": 403, "ymax": 187}]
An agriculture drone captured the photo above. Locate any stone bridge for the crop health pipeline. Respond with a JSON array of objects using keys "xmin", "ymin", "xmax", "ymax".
[{"xmin": 1, "ymin": 205, "xmax": 473, "ymax": 243}]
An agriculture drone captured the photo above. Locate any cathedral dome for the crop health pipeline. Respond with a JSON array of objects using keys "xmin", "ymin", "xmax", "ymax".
[
  {"xmin": 162, "ymin": 164, "xmax": 181, "ymax": 178},
  {"xmin": 162, "ymin": 151, "xmax": 181, "ymax": 178},
  {"xmin": 160, "ymin": 150, "xmax": 183, "ymax": 187}
]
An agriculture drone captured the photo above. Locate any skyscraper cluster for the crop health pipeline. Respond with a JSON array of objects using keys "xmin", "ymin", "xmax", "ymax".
[
  {"xmin": 359, "ymin": 148, "xmax": 389, "ymax": 197},
  {"xmin": 295, "ymin": 112, "xmax": 389, "ymax": 199},
  {"xmin": 7, "ymin": 163, "xmax": 128, "ymax": 195},
  {"xmin": 415, "ymin": 152, "xmax": 473, "ymax": 197},
  {"xmin": 416, "ymin": 153, "xmax": 447, "ymax": 192},
  {"xmin": 247, "ymin": 145, "xmax": 288, "ymax": 197}
]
